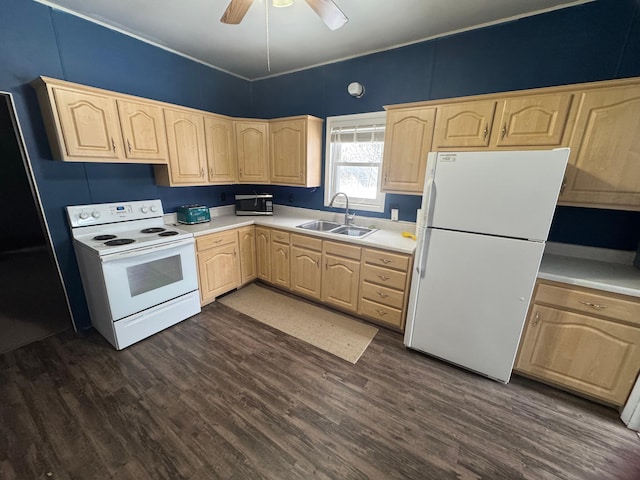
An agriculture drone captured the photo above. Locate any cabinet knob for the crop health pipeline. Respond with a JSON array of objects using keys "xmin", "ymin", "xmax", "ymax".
[
  {"xmin": 501, "ymin": 124, "xmax": 507, "ymax": 139},
  {"xmin": 111, "ymin": 137, "xmax": 116, "ymax": 152},
  {"xmin": 127, "ymin": 139, "xmax": 132, "ymax": 153},
  {"xmin": 200, "ymin": 168, "xmax": 205, "ymax": 178},
  {"xmin": 483, "ymin": 125, "xmax": 489, "ymax": 140},
  {"xmin": 532, "ymin": 312, "xmax": 540, "ymax": 326},
  {"xmin": 233, "ymin": 249, "xmax": 237, "ymax": 257}
]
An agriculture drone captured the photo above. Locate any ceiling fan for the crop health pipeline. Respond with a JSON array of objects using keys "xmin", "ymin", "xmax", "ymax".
[{"xmin": 221, "ymin": 0, "xmax": 348, "ymax": 30}]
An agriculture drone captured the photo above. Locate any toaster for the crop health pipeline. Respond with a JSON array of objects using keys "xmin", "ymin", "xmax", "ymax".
[{"xmin": 176, "ymin": 205, "xmax": 211, "ymax": 224}]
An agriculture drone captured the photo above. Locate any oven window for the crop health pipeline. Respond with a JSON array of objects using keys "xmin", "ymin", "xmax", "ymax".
[{"xmin": 126, "ymin": 255, "xmax": 184, "ymax": 297}]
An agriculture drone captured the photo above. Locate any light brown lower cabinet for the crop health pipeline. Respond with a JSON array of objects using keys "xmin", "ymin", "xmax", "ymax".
[
  {"xmin": 238, "ymin": 226, "xmax": 257, "ymax": 285},
  {"xmin": 358, "ymin": 248, "xmax": 413, "ymax": 330},
  {"xmin": 255, "ymin": 226, "xmax": 271, "ymax": 282},
  {"xmin": 290, "ymin": 234, "xmax": 322, "ymax": 300},
  {"xmin": 515, "ymin": 280, "xmax": 640, "ymax": 406},
  {"xmin": 270, "ymin": 230, "xmax": 291, "ymax": 289},
  {"xmin": 196, "ymin": 230, "xmax": 241, "ymax": 306},
  {"xmin": 321, "ymin": 241, "xmax": 362, "ymax": 314}
]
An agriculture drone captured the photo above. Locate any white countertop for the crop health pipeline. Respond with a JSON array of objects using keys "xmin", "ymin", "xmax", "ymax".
[
  {"xmin": 539, "ymin": 242, "xmax": 640, "ymax": 298},
  {"xmin": 168, "ymin": 206, "xmax": 640, "ymax": 297},
  {"xmin": 166, "ymin": 205, "xmax": 418, "ymax": 255}
]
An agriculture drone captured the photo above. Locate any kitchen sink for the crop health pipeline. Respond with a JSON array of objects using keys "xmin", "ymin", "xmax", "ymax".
[
  {"xmin": 296, "ymin": 220, "xmax": 376, "ymax": 238},
  {"xmin": 297, "ymin": 220, "xmax": 342, "ymax": 231},
  {"xmin": 331, "ymin": 226, "xmax": 375, "ymax": 237}
]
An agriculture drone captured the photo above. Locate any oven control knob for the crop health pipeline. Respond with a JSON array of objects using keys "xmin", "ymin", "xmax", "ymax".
[
  {"xmin": 141, "ymin": 206, "xmax": 149, "ymax": 213},
  {"xmin": 79, "ymin": 211, "xmax": 90, "ymax": 220},
  {"xmin": 150, "ymin": 206, "xmax": 158, "ymax": 213},
  {"xmin": 92, "ymin": 211, "xmax": 101, "ymax": 219}
]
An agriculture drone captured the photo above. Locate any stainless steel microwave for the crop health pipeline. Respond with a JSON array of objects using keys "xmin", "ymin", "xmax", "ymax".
[{"xmin": 235, "ymin": 194, "xmax": 274, "ymax": 216}]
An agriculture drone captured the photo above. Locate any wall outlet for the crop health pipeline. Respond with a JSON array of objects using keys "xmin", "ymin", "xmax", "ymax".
[{"xmin": 391, "ymin": 208, "xmax": 399, "ymax": 221}]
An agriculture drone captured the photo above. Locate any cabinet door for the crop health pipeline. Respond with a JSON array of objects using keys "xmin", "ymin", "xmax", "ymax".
[
  {"xmin": 516, "ymin": 304, "xmax": 640, "ymax": 405},
  {"xmin": 270, "ymin": 118, "xmax": 306, "ymax": 185},
  {"xmin": 204, "ymin": 114, "xmax": 238, "ymax": 184},
  {"xmin": 560, "ymin": 85, "xmax": 640, "ymax": 210},
  {"xmin": 52, "ymin": 87, "xmax": 123, "ymax": 160},
  {"xmin": 382, "ymin": 108, "xmax": 436, "ymax": 194},
  {"xmin": 238, "ymin": 226, "xmax": 257, "ymax": 284},
  {"xmin": 322, "ymin": 243, "xmax": 361, "ymax": 313},
  {"xmin": 291, "ymin": 246, "xmax": 322, "ymax": 299},
  {"xmin": 493, "ymin": 92, "xmax": 573, "ymax": 147},
  {"xmin": 116, "ymin": 99, "xmax": 168, "ymax": 162},
  {"xmin": 255, "ymin": 227, "xmax": 271, "ymax": 282},
  {"xmin": 164, "ymin": 108, "xmax": 208, "ymax": 184},
  {"xmin": 235, "ymin": 121, "xmax": 269, "ymax": 183},
  {"xmin": 432, "ymin": 100, "xmax": 497, "ymax": 149},
  {"xmin": 270, "ymin": 242, "xmax": 290, "ymax": 289},
  {"xmin": 198, "ymin": 243, "xmax": 241, "ymax": 304}
]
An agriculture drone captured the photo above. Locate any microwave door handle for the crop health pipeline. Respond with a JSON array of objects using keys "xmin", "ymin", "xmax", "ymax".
[{"xmin": 99, "ymin": 237, "xmax": 194, "ymax": 263}]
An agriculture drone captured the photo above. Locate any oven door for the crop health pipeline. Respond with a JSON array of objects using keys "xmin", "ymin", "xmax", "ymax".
[{"xmin": 100, "ymin": 238, "xmax": 198, "ymax": 321}]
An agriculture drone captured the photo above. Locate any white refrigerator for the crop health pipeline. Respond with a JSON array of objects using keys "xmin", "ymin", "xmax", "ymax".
[{"xmin": 404, "ymin": 149, "xmax": 569, "ymax": 383}]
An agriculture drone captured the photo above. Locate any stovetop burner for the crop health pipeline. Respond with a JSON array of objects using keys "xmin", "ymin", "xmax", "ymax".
[
  {"xmin": 141, "ymin": 227, "xmax": 166, "ymax": 234},
  {"xmin": 159, "ymin": 231, "xmax": 179, "ymax": 237},
  {"xmin": 104, "ymin": 238, "xmax": 136, "ymax": 246},
  {"xmin": 93, "ymin": 234, "xmax": 117, "ymax": 241}
]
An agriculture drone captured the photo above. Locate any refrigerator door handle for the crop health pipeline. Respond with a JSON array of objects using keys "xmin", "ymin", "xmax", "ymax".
[{"xmin": 415, "ymin": 227, "xmax": 430, "ymax": 277}]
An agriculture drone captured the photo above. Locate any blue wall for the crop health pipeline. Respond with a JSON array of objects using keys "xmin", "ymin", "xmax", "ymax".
[
  {"xmin": 0, "ymin": 0, "xmax": 251, "ymax": 329},
  {"xmin": 1, "ymin": 0, "xmax": 639, "ymax": 330},
  {"xmin": 252, "ymin": 0, "xmax": 640, "ymax": 248}
]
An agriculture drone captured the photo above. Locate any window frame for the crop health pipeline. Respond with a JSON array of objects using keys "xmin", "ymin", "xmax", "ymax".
[{"xmin": 324, "ymin": 111, "xmax": 387, "ymax": 213}]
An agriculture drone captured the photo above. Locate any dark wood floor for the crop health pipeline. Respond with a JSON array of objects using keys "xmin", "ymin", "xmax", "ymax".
[{"xmin": 1, "ymin": 302, "xmax": 639, "ymax": 480}]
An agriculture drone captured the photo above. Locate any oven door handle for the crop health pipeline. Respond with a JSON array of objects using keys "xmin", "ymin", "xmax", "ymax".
[{"xmin": 100, "ymin": 237, "xmax": 194, "ymax": 263}]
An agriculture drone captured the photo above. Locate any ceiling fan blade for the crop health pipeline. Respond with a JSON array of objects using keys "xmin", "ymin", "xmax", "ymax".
[
  {"xmin": 220, "ymin": 0, "xmax": 254, "ymax": 24},
  {"xmin": 305, "ymin": 0, "xmax": 348, "ymax": 30}
]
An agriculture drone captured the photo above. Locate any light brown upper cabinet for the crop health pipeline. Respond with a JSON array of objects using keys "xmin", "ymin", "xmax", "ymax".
[
  {"xmin": 433, "ymin": 93, "xmax": 573, "ymax": 150},
  {"xmin": 156, "ymin": 108, "xmax": 208, "ymax": 186},
  {"xmin": 559, "ymin": 84, "xmax": 640, "ymax": 210},
  {"xmin": 381, "ymin": 107, "xmax": 436, "ymax": 194},
  {"xmin": 269, "ymin": 116, "xmax": 323, "ymax": 187},
  {"xmin": 116, "ymin": 99, "xmax": 168, "ymax": 162},
  {"xmin": 32, "ymin": 76, "xmax": 168, "ymax": 164},
  {"xmin": 204, "ymin": 113, "xmax": 238, "ymax": 184},
  {"xmin": 432, "ymin": 100, "xmax": 497, "ymax": 149},
  {"xmin": 235, "ymin": 120, "xmax": 270, "ymax": 183},
  {"xmin": 492, "ymin": 92, "xmax": 573, "ymax": 147},
  {"xmin": 34, "ymin": 79, "xmax": 124, "ymax": 161}
]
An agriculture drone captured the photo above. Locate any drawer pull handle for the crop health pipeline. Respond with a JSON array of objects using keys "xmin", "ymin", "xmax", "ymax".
[
  {"xmin": 378, "ymin": 275, "xmax": 390, "ymax": 281},
  {"xmin": 375, "ymin": 309, "xmax": 387, "ymax": 316},
  {"xmin": 380, "ymin": 258, "xmax": 391, "ymax": 264},
  {"xmin": 579, "ymin": 300, "xmax": 607, "ymax": 310},
  {"xmin": 377, "ymin": 291, "xmax": 388, "ymax": 298}
]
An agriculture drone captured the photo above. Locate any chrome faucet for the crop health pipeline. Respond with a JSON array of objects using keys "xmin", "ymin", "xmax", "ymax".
[{"xmin": 329, "ymin": 192, "xmax": 354, "ymax": 225}]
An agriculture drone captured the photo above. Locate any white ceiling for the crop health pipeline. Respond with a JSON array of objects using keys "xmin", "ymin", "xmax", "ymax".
[{"xmin": 36, "ymin": 0, "xmax": 594, "ymax": 80}]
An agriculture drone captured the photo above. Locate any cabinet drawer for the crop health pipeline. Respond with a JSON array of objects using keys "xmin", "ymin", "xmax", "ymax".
[
  {"xmin": 196, "ymin": 230, "xmax": 237, "ymax": 251},
  {"xmin": 291, "ymin": 233, "xmax": 322, "ymax": 251},
  {"xmin": 360, "ymin": 281, "xmax": 404, "ymax": 309},
  {"xmin": 271, "ymin": 230, "xmax": 290, "ymax": 244},
  {"xmin": 323, "ymin": 240, "xmax": 361, "ymax": 261},
  {"xmin": 359, "ymin": 298, "xmax": 403, "ymax": 328},
  {"xmin": 535, "ymin": 282, "xmax": 640, "ymax": 327},
  {"xmin": 363, "ymin": 248, "xmax": 410, "ymax": 272},
  {"xmin": 362, "ymin": 264, "xmax": 407, "ymax": 291}
]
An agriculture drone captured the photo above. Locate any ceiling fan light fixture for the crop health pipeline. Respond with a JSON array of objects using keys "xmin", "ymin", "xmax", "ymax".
[{"xmin": 272, "ymin": 0, "xmax": 294, "ymax": 7}]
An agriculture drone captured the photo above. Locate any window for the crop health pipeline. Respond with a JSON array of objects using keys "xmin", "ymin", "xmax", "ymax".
[{"xmin": 324, "ymin": 112, "xmax": 386, "ymax": 213}]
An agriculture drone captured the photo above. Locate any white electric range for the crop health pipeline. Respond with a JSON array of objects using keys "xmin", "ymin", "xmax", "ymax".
[{"xmin": 67, "ymin": 199, "xmax": 201, "ymax": 350}]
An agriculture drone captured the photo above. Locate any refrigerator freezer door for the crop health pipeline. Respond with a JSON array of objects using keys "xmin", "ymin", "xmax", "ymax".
[
  {"xmin": 404, "ymin": 228, "xmax": 544, "ymax": 383},
  {"xmin": 429, "ymin": 149, "xmax": 568, "ymax": 241}
]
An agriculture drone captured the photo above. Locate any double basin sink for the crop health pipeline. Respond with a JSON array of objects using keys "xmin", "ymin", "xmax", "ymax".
[{"xmin": 296, "ymin": 220, "xmax": 377, "ymax": 238}]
